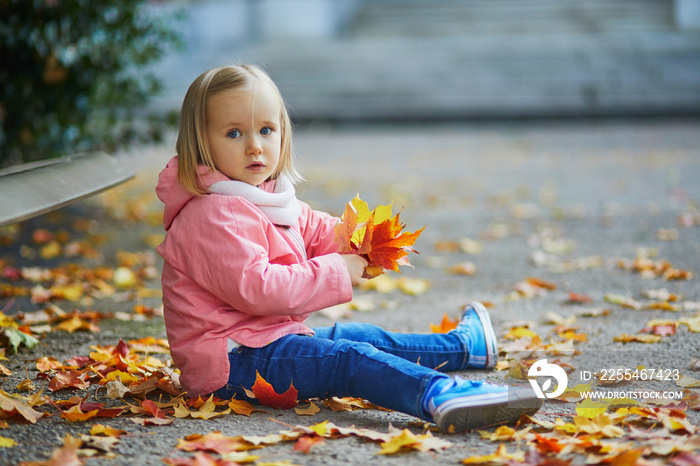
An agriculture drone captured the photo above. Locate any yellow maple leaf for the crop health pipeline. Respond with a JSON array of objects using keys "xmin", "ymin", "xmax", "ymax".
[
  {"xmin": 681, "ymin": 313, "xmax": 700, "ymax": 332},
  {"xmin": 0, "ymin": 436, "xmax": 17, "ymax": 448},
  {"xmin": 173, "ymin": 401, "xmax": 191, "ymax": 418},
  {"xmin": 105, "ymin": 370, "xmax": 140, "ymax": 385},
  {"xmin": 575, "ymin": 398, "xmax": 609, "ymax": 419},
  {"xmin": 478, "ymin": 425, "xmax": 518, "ymax": 441},
  {"xmin": 553, "ymin": 419, "xmax": 578, "ymax": 435},
  {"xmin": 90, "ymin": 424, "xmax": 127, "ymax": 437},
  {"xmin": 55, "ymin": 316, "xmax": 90, "ymax": 333},
  {"xmin": 504, "ymin": 327, "xmax": 539, "ymax": 340},
  {"xmin": 396, "ymin": 277, "xmax": 430, "ymax": 295},
  {"xmin": 377, "ymin": 429, "xmax": 420, "ymax": 455},
  {"xmin": 359, "ymin": 274, "xmax": 397, "ymax": 293},
  {"xmin": 308, "ymin": 420, "xmax": 328, "ymax": 436},
  {"xmin": 188, "ymin": 395, "xmax": 231, "ymax": 420},
  {"xmin": 462, "ymin": 444, "xmax": 525, "ymax": 464}
]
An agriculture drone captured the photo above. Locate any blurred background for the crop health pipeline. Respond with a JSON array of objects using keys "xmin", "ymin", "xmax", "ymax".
[
  {"xmin": 151, "ymin": 0, "xmax": 700, "ymax": 121},
  {"xmin": 2, "ymin": 0, "xmax": 699, "ymax": 169}
]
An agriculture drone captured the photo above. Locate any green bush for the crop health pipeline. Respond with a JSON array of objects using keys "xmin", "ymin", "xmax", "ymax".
[{"xmin": 0, "ymin": 0, "xmax": 182, "ymax": 168}]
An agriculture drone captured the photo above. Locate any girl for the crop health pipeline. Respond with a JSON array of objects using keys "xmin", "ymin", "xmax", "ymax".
[{"xmin": 156, "ymin": 64, "xmax": 541, "ymax": 432}]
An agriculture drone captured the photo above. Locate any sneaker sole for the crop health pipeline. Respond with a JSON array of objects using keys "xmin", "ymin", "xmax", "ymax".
[
  {"xmin": 433, "ymin": 390, "xmax": 543, "ymax": 432},
  {"xmin": 468, "ymin": 302, "xmax": 499, "ymax": 369}
]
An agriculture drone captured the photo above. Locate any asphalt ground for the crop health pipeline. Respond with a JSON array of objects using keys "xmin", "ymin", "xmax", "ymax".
[{"xmin": 0, "ymin": 119, "xmax": 699, "ymax": 465}]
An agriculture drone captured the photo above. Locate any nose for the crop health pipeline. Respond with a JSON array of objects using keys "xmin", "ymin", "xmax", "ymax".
[{"xmin": 246, "ymin": 134, "xmax": 263, "ymax": 156}]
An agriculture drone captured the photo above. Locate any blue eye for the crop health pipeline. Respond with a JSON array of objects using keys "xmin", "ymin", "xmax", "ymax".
[
  {"xmin": 227, "ymin": 130, "xmax": 241, "ymax": 139},
  {"xmin": 260, "ymin": 127, "xmax": 272, "ymax": 136}
]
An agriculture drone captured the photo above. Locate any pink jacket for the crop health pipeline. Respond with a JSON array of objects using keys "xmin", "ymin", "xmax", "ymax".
[{"xmin": 156, "ymin": 156, "xmax": 353, "ymax": 396}]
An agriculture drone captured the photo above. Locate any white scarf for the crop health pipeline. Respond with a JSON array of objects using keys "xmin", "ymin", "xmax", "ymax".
[{"xmin": 208, "ymin": 175, "xmax": 302, "ymax": 226}]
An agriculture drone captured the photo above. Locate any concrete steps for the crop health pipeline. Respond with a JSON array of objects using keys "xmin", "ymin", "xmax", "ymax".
[
  {"xmin": 347, "ymin": 0, "xmax": 675, "ymax": 36},
  {"xmin": 248, "ymin": 30, "xmax": 700, "ymax": 120},
  {"xmin": 207, "ymin": 0, "xmax": 700, "ymax": 120}
]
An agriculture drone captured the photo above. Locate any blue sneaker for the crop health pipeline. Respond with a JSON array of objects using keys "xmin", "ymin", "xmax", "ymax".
[
  {"xmin": 427, "ymin": 377, "xmax": 543, "ymax": 432},
  {"xmin": 452, "ymin": 302, "xmax": 498, "ymax": 369}
]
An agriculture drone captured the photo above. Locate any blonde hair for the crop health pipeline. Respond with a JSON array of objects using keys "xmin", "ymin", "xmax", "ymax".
[{"xmin": 176, "ymin": 64, "xmax": 301, "ymax": 195}]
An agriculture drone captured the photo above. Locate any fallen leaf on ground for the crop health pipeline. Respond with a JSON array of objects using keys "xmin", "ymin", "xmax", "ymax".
[
  {"xmin": 462, "ymin": 444, "xmax": 525, "ymax": 464},
  {"xmin": 605, "ymin": 293, "xmax": 642, "ymax": 310},
  {"xmin": 176, "ymin": 431, "xmax": 249, "ymax": 455},
  {"xmin": 294, "ymin": 402, "xmax": 320, "ymax": 416},
  {"xmin": 175, "ymin": 396, "xmax": 231, "ymax": 420},
  {"xmin": 613, "ymin": 333, "xmax": 663, "ymax": 344},
  {"xmin": 377, "ymin": 428, "xmax": 452, "ymax": 455},
  {"xmin": 430, "ymin": 313, "xmax": 459, "ymax": 333},
  {"xmin": 228, "ymin": 398, "xmax": 265, "ymax": 416},
  {"xmin": 448, "ymin": 262, "xmax": 477, "ymax": 276},
  {"xmin": 249, "ymin": 371, "xmax": 298, "ymax": 410},
  {"xmin": 0, "ymin": 390, "xmax": 45, "ymax": 424},
  {"xmin": 293, "ymin": 435, "xmax": 324, "ymax": 454},
  {"xmin": 676, "ymin": 375, "xmax": 700, "ymax": 388},
  {"xmin": 90, "ymin": 424, "xmax": 127, "ymax": 437}
]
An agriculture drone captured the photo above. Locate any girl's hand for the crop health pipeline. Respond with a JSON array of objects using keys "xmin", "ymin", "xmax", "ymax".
[{"xmin": 341, "ymin": 254, "xmax": 368, "ymax": 286}]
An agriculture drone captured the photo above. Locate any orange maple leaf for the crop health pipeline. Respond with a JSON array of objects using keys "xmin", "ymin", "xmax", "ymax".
[
  {"xmin": 36, "ymin": 356, "xmax": 63, "ymax": 372},
  {"xmin": 61, "ymin": 403, "xmax": 99, "ymax": 422},
  {"xmin": 430, "ymin": 313, "xmax": 459, "ymax": 334},
  {"xmin": 90, "ymin": 424, "xmax": 127, "ymax": 437},
  {"xmin": 228, "ymin": 398, "xmax": 265, "ymax": 416},
  {"xmin": 249, "ymin": 371, "xmax": 298, "ymax": 410},
  {"xmin": 335, "ymin": 196, "xmax": 424, "ymax": 277}
]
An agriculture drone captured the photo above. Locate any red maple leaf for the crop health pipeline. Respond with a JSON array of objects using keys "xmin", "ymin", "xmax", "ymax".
[
  {"xmin": 365, "ymin": 213, "xmax": 424, "ymax": 275},
  {"xmin": 113, "ymin": 338, "xmax": 130, "ymax": 358},
  {"xmin": 141, "ymin": 399, "xmax": 167, "ymax": 418},
  {"xmin": 250, "ymin": 371, "xmax": 298, "ymax": 410}
]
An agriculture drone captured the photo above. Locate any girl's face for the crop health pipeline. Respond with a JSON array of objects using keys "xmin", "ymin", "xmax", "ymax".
[{"xmin": 206, "ymin": 84, "xmax": 282, "ymax": 186}]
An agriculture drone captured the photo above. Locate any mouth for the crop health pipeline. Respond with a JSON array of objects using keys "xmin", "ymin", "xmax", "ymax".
[{"xmin": 247, "ymin": 161, "xmax": 265, "ymax": 171}]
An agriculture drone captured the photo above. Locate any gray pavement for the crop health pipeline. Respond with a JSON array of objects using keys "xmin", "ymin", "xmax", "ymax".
[{"xmin": 0, "ymin": 119, "xmax": 699, "ymax": 464}]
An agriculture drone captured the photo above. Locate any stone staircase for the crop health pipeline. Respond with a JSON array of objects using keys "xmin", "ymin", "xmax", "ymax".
[
  {"xmin": 347, "ymin": 0, "xmax": 675, "ymax": 36},
  {"xmin": 236, "ymin": 0, "xmax": 700, "ymax": 119}
]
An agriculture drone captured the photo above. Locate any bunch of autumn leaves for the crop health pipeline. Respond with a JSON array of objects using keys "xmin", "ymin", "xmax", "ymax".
[{"xmin": 334, "ymin": 196, "xmax": 424, "ymax": 277}]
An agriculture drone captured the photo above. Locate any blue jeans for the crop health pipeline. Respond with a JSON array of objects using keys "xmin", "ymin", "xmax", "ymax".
[{"xmin": 212, "ymin": 322, "xmax": 469, "ymax": 420}]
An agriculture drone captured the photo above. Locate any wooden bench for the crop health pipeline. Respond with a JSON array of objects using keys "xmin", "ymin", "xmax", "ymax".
[{"xmin": 0, "ymin": 152, "xmax": 135, "ymax": 228}]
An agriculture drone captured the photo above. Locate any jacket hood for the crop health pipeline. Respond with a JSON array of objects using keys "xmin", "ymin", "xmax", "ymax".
[
  {"xmin": 156, "ymin": 156, "xmax": 224, "ymax": 230},
  {"xmin": 156, "ymin": 156, "xmax": 277, "ymax": 230}
]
